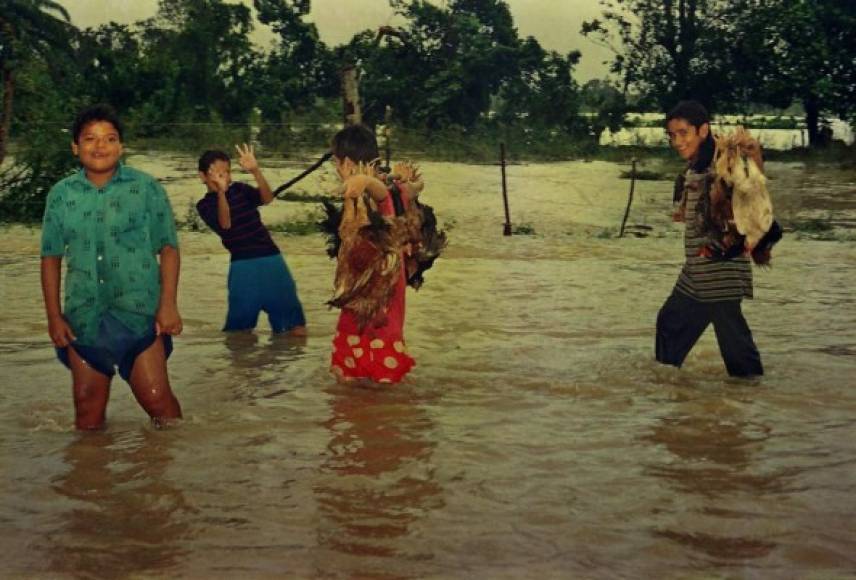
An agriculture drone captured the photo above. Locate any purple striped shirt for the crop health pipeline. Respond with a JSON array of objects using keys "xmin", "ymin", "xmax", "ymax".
[{"xmin": 196, "ymin": 182, "xmax": 280, "ymax": 262}]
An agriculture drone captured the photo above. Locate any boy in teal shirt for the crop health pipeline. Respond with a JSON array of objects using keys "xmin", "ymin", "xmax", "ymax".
[{"xmin": 40, "ymin": 104, "xmax": 183, "ymax": 429}]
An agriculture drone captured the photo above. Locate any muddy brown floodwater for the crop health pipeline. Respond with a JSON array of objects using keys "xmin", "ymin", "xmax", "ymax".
[{"xmin": 1, "ymin": 153, "xmax": 855, "ymax": 578}]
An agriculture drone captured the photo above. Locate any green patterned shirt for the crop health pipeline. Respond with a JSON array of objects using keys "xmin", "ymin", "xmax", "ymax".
[{"xmin": 40, "ymin": 163, "xmax": 179, "ymax": 344}]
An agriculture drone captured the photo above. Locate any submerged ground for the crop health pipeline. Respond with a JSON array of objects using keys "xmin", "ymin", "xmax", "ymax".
[{"xmin": 1, "ymin": 154, "xmax": 855, "ymax": 578}]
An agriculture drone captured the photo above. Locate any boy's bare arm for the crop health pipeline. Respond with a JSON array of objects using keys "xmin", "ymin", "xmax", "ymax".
[
  {"xmin": 41, "ymin": 256, "xmax": 76, "ymax": 346},
  {"xmin": 252, "ymin": 168, "xmax": 273, "ymax": 204},
  {"xmin": 156, "ymin": 245, "xmax": 182, "ymax": 336},
  {"xmin": 236, "ymin": 143, "xmax": 274, "ymax": 204},
  {"xmin": 206, "ymin": 167, "xmax": 232, "ymax": 229},
  {"xmin": 343, "ymin": 174, "xmax": 388, "ymax": 202}
]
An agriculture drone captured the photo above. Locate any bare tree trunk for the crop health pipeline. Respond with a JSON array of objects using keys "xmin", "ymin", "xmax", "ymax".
[
  {"xmin": 804, "ymin": 95, "xmax": 820, "ymax": 148},
  {"xmin": 340, "ymin": 65, "xmax": 361, "ymax": 126},
  {"xmin": 0, "ymin": 66, "xmax": 13, "ymax": 167}
]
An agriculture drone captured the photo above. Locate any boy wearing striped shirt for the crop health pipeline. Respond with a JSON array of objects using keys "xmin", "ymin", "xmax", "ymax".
[
  {"xmin": 656, "ymin": 100, "xmax": 764, "ymax": 377},
  {"xmin": 196, "ymin": 146, "xmax": 306, "ymax": 336}
]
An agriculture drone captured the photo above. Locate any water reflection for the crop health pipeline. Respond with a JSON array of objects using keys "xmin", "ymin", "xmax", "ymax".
[
  {"xmin": 220, "ymin": 332, "xmax": 308, "ymax": 401},
  {"xmin": 2, "ymin": 152, "xmax": 854, "ymax": 577},
  {"xmin": 48, "ymin": 430, "xmax": 191, "ymax": 578},
  {"xmin": 222, "ymin": 331, "xmax": 308, "ymax": 368},
  {"xmin": 645, "ymin": 409, "xmax": 780, "ymax": 498},
  {"xmin": 642, "ymin": 398, "xmax": 783, "ymax": 561},
  {"xmin": 314, "ymin": 385, "xmax": 443, "ymax": 575}
]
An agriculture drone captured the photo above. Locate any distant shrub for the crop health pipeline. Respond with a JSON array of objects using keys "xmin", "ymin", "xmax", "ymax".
[
  {"xmin": 788, "ymin": 217, "xmax": 833, "ymax": 233},
  {"xmin": 511, "ymin": 222, "xmax": 536, "ymax": 235},
  {"xmin": 619, "ymin": 169, "xmax": 667, "ymax": 180},
  {"xmin": 266, "ymin": 215, "xmax": 324, "ymax": 236}
]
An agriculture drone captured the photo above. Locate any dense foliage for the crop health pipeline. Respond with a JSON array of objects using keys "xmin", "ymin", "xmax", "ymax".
[
  {"xmin": 0, "ymin": 0, "xmax": 598, "ymax": 220},
  {"xmin": 581, "ymin": 0, "xmax": 856, "ymax": 145},
  {"xmin": 0, "ymin": 0, "xmax": 854, "ymax": 221}
]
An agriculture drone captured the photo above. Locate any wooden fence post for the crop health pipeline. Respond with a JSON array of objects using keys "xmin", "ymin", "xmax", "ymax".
[
  {"xmin": 384, "ymin": 105, "xmax": 392, "ymax": 167},
  {"xmin": 619, "ymin": 158, "xmax": 637, "ymax": 238},
  {"xmin": 341, "ymin": 64, "xmax": 361, "ymax": 126},
  {"xmin": 501, "ymin": 142, "xmax": 512, "ymax": 236}
]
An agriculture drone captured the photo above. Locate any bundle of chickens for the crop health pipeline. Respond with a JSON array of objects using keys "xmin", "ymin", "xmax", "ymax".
[
  {"xmin": 706, "ymin": 126, "xmax": 781, "ymax": 265},
  {"xmin": 321, "ymin": 161, "xmax": 447, "ymax": 328}
]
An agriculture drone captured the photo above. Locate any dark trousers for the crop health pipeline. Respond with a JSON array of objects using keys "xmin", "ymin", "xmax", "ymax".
[{"xmin": 656, "ymin": 291, "xmax": 763, "ymax": 377}]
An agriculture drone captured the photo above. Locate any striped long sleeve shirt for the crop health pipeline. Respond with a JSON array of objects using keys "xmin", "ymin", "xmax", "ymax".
[
  {"xmin": 196, "ymin": 182, "xmax": 280, "ymax": 262},
  {"xmin": 674, "ymin": 169, "xmax": 753, "ymax": 302}
]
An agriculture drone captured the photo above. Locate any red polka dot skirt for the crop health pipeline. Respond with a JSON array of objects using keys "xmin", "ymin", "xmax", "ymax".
[{"xmin": 330, "ymin": 271, "xmax": 414, "ymax": 383}]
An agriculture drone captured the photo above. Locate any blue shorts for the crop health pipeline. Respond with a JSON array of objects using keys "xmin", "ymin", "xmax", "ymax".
[
  {"xmin": 57, "ymin": 313, "xmax": 173, "ymax": 381},
  {"xmin": 224, "ymin": 253, "xmax": 306, "ymax": 333}
]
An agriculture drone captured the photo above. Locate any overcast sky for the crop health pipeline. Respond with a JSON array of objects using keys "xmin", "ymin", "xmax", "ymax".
[{"xmin": 56, "ymin": 0, "xmax": 613, "ymax": 81}]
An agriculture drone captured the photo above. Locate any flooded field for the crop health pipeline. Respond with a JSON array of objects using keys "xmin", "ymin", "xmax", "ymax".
[
  {"xmin": 1, "ymin": 153, "xmax": 855, "ymax": 578},
  {"xmin": 601, "ymin": 115, "xmax": 855, "ymax": 149}
]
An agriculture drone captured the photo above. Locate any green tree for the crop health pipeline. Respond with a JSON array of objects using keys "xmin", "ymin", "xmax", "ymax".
[
  {"xmin": 580, "ymin": 78, "xmax": 627, "ymax": 140},
  {"xmin": 0, "ymin": 57, "xmax": 80, "ymax": 221},
  {"xmin": 583, "ymin": 0, "xmax": 856, "ymax": 146},
  {"xmin": 349, "ymin": 0, "xmax": 543, "ymax": 130},
  {"xmin": 131, "ymin": 22, "xmax": 188, "ymax": 135},
  {"xmin": 581, "ymin": 0, "xmax": 738, "ymax": 111},
  {"xmin": 733, "ymin": 0, "xmax": 856, "ymax": 145},
  {"xmin": 0, "ymin": 0, "xmax": 71, "ymax": 165},
  {"xmin": 76, "ymin": 23, "xmax": 143, "ymax": 114},
  {"xmin": 401, "ymin": 0, "xmax": 520, "ymax": 128},
  {"xmin": 496, "ymin": 37, "xmax": 582, "ymax": 132},
  {"xmin": 133, "ymin": 0, "xmax": 257, "ymax": 129},
  {"xmin": 252, "ymin": 0, "xmax": 338, "ymax": 124}
]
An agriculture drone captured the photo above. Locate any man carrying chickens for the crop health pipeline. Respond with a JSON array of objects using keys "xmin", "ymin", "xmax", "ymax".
[{"xmin": 656, "ymin": 100, "xmax": 782, "ymax": 378}]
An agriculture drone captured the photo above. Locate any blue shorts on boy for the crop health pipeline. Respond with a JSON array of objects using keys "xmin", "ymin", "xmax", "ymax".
[
  {"xmin": 225, "ymin": 254, "xmax": 305, "ymax": 332},
  {"xmin": 56, "ymin": 313, "xmax": 173, "ymax": 381},
  {"xmin": 196, "ymin": 181, "xmax": 305, "ymax": 332}
]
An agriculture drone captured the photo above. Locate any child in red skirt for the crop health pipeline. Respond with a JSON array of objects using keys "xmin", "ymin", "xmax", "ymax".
[{"xmin": 328, "ymin": 125, "xmax": 422, "ymax": 384}]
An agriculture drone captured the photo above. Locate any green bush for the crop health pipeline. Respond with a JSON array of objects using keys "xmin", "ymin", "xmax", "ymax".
[
  {"xmin": 266, "ymin": 215, "xmax": 325, "ymax": 236},
  {"xmin": 511, "ymin": 222, "xmax": 536, "ymax": 235},
  {"xmin": 0, "ymin": 125, "xmax": 78, "ymax": 224}
]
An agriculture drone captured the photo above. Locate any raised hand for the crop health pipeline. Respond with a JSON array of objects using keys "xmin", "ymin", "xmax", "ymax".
[
  {"xmin": 235, "ymin": 143, "xmax": 259, "ymax": 173},
  {"xmin": 392, "ymin": 160, "xmax": 420, "ymax": 182},
  {"xmin": 391, "ymin": 160, "xmax": 423, "ymax": 198},
  {"xmin": 342, "ymin": 174, "xmax": 372, "ymax": 199}
]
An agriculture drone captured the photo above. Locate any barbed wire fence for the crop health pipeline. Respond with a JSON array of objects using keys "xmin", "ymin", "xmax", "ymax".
[{"xmin": 1, "ymin": 121, "xmax": 659, "ymax": 235}]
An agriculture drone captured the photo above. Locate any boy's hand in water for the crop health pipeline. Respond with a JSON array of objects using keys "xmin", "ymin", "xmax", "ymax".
[
  {"xmin": 47, "ymin": 313, "xmax": 76, "ymax": 347},
  {"xmin": 155, "ymin": 303, "xmax": 183, "ymax": 336},
  {"xmin": 235, "ymin": 143, "xmax": 259, "ymax": 173}
]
